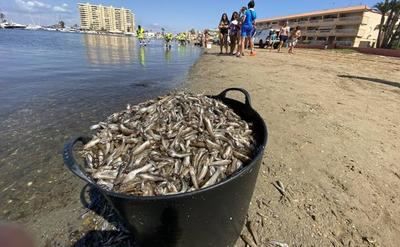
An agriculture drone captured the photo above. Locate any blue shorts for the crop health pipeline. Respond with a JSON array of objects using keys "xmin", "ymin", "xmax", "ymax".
[
  {"xmin": 280, "ymin": 35, "xmax": 288, "ymax": 43},
  {"xmin": 251, "ymin": 28, "xmax": 256, "ymax": 37},
  {"xmin": 241, "ymin": 25, "xmax": 253, "ymax": 37}
]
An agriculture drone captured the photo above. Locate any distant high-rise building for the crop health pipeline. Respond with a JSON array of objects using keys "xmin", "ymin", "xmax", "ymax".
[{"xmin": 78, "ymin": 3, "xmax": 135, "ymax": 33}]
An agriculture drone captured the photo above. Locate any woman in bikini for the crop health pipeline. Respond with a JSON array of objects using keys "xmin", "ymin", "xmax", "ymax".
[{"xmin": 218, "ymin": 13, "xmax": 230, "ymax": 54}]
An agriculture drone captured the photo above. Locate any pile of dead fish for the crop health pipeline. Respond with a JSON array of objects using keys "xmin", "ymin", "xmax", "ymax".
[{"xmin": 81, "ymin": 91, "xmax": 255, "ymax": 196}]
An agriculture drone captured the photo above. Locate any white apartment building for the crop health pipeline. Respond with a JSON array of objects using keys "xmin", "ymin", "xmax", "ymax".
[
  {"xmin": 78, "ymin": 3, "xmax": 135, "ymax": 33},
  {"xmin": 256, "ymin": 5, "xmax": 382, "ymax": 48}
]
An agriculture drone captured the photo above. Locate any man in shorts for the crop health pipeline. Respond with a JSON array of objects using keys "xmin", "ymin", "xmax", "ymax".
[{"xmin": 277, "ymin": 22, "xmax": 290, "ymax": 52}]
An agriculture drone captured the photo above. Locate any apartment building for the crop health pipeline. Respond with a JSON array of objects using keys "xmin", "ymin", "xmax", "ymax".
[
  {"xmin": 256, "ymin": 5, "xmax": 382, "ymax": 48},
  {"xmin": 78, "ymin": 3, "xmax": 135, "ymax": 33}
]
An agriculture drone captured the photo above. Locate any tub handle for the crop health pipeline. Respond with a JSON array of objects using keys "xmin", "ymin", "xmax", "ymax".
[
  {"xmin": 217, "ymin": 88, "xmax": 252, "ymax": 107},
  {"xmin": 63, "ymin": 136, "xmax": 93, "ymax": 184}
]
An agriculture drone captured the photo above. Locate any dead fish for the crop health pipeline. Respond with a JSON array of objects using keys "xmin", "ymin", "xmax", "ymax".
[
  {"xmin": 123, "ymin": 163, "xmax": 153, "ymax": 183},
  {"xmin": 131, "ymin": 141, "xmax": 151, "ymax": 156},
  {"xmin": 201, "ymin": 168, "xmax": 222, "ymax": 188},
  {"xmin": 84, "ymin": 138, "xmax": 100, "ymax": 150},
  {"xmin": 210, "ymin": 160, "xmax": 231, "ymax": 166},
  {"xmin": 189, "ymin": 167, "xmax": 199, "ymax": 189},
  {"xmin": 233, "ymin": 150, "xmax": 251, "ymax": 162},
  {"xmin": 222, "ymin": 146, "xmax": 232, "ymax": 159},
  {"xmin": 168, "ymin": 150, "xmax": 191, "ymax": 158},
  {"xmin": 203, "ymin": 116, "xmax": 215, "ymax": 138},
  {"xmin": 197, "ymin": 158, "xmax": 209, "ymax": 182},
  {"xmin": 206, "ymin": 140, "xmax": 219, "ymax": 150},
  {"xmin": 82, "ymin": 91, "xmax": 255, "ymax": 196},
  {"xmin": 93, "ymin": 170, "xmax": 118, "ymax": 180},
  {"xmin": 139, "ymin": 174, "xmax": 164, "ymax": 182},
  {"xmin": 120, "ymin": 124, "xmax": 136, "ymax": 135}
]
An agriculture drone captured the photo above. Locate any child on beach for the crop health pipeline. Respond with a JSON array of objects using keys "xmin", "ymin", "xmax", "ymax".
[
  {"xmin": 218, "ymin": 13, "xmax": 230, "ymax": 54},
  {"xmin": 266, "ymin": 29, "xmax": 278, "ymax": 51},
  {"xmin": 237, "ymin": 1, "xmax": 256, "ymax": 57},
  {"xmin": 288, "ymin": 26, "xmax": 301, "ymax": 54},
  {"xmin": 229, "ymin": 11, "xmax": 240, "ymax": 55},
  {"xmin": 277, "ymin": 22, "xmax": 290, "ymax": 52}
]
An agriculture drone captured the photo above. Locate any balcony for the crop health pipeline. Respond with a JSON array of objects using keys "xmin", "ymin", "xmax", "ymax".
[
  {"xmin": 323, "ymin": 18, "xmax": 337, "ymax": 23},
  {"xmin": 319, "ymin": 29, "xmax": 333, "ymax": 35},
  {"xmin": 309, "ymin": 19, "xmax": 322, "ymax": 24},
  {"xmin": 304, "ymin": 30, "xmax": 317, "ymax": 35},
  {"xmin": 336, "ymin": 16, "xmax": 363, "ymax": 24},
  {"xmin": 309, "ymin": 40, "xmax": 327, "ymax": 45},
  {"xmin": 335, "ymin": 29, "xmax": 359, "ymax": 36},
  {"xmin": 304, "ymin": 29, "xmax": 334, "ymax": 36}
]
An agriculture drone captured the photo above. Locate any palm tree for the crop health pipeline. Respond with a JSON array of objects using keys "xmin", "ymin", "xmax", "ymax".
[
  {"xmin": 58, "ymin": 21, "xmax": 65, "ymax": 29},
  {"xmin": 374, "ymin": 0, "xmax": 390, "ymax": 47},
  {"xmin": 384, "ymin": 0, "xmax": 400, "ymax": 48},
  {"xmin": 374, "ymin": 0, "xmax": 400, "ymax": 48}
]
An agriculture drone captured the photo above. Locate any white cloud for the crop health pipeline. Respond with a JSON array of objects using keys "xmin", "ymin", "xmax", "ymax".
[
  {"xmin": 15, "ymin": 0, "xmax": 69, "ymax": 13},
  {"xmin": 15, "ymin": 0, "xmax": 51, "ymax": 11},
  {"xmin": 53, "ymin": 5, "xmax": 68, "ymax": 13}
]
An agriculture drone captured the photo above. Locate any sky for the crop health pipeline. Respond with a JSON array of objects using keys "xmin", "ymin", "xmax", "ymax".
[{"xmin": 0, "ymin": 0, "xmax": 379, "ymax": 32}]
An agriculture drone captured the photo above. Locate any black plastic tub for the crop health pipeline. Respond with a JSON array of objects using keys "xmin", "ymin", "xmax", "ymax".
[{"xmin": 63, "ymin": 88, "xmax": 268, "ymax": 247}]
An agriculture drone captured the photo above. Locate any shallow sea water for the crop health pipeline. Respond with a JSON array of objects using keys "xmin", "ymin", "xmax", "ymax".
[{"xmin": 0, "ymin": 29, "xmax": 201, "ymax": 221}]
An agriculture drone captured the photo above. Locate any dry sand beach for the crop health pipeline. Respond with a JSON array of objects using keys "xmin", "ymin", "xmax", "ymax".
[{"xmin": 187, "ymin": 48, "xmax": 400, "ymax": 246}]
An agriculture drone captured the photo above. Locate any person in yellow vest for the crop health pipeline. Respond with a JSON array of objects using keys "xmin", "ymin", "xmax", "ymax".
[
  {"xmin": 165, "ymin": 33, "xmax": 173, "ymax": 49},
  {"xmin": 137, "ymin": 25, "xmax": 145, "ymax": 46},
  {"xmin": 177, "ymin": 33, "xmax": 187, "ymax": 46}
]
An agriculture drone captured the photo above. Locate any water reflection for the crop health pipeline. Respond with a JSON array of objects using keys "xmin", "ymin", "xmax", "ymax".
[
  {"xmin": 139, "ymin": 47, "xmax": 146, "ymax": 67},
  {"xmin": 83, "ymin": 34, "xmax": 136, "ymax": 65},
  {"xmin": 164, "ymin": 49, "xmax": 172, "ymax": 63},
  {"xmin": 178, "ymin": 45, "xmax": 187, "ymax": 57}
]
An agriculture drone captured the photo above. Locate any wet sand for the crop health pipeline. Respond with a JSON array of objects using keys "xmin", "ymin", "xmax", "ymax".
[{"xmin": 188, "ymin": 47, "xmax": 400, "ymax": 246}]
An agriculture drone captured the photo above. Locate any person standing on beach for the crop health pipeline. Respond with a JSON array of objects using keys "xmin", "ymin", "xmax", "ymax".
[
  {"xmin": 218, "ymin": 13, "xmax": 230, "ymax": 54},
  {"xmin": 277, "ymin": 22, "xmax": 290, "ymax": 52},
  {"xmin": 237, "ymin": 0, "xmax": 256, "ymax": 57},
  {"xmin": 239, "ymin": 6, "xmax": 247, "ymax": 24},
  {"xmin": 288, "ymin": 26, "xmax": 301, "ymax": 54},
  {"xmin": 203, "ymin": 29, "xmax": 209, "ymax": 48},
  {"xmin": 229, "ymin": 11, "xmax": 240, "ymax": 55},
  {"xmin": 238, "ymin": 6, "xmax": 247, "ymax": 52}
]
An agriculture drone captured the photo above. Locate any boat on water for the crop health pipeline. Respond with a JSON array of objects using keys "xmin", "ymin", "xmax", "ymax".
[
  {"xmin": 25, "ymin": 24, "xmax": 42, "ymax": 30},
  {"xmin": 1, "ymin": 22, "xmax": 27, "ymax": 29},
  {"xmin": 43, "ymin": 27, "xmax": 57, "ymax": 31}
]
